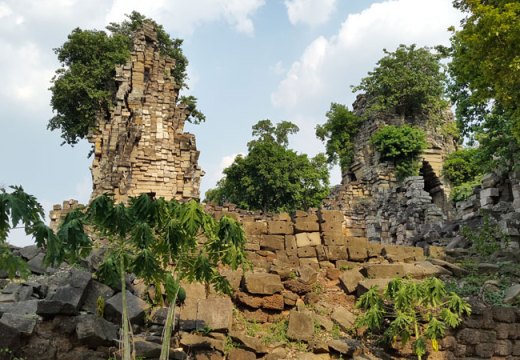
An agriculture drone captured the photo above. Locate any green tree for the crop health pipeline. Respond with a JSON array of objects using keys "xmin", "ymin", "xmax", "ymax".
[
  {"xmin": 353, "ymin": 44, "xmax": 448, "ymax": 122},
  {"xmin": 316, "ymin": 103, "xmax": 364, "ymax": 173},
  {"xmin": 56, "ymin": 193, "xmax": 248, "ymax": 360},
  {"xmin": 0, "ymin": 186, "xmax": 65, "ymax": 278},
  {"xmin": 371, "ymin": 125, "xmax": 427, "ymax": 180},
  {"xmin": 206, "ymin": 120, "xmax": 329, "ymax": 212},
  {"xmin": 49, "ymin": 12, "xmax": 203, "ymax": 146},
  {"xmin": 356, "ymin": 277, "xmax": 471, "ymax": 360},
  {"xmin": 442, "ymin": 148, "xmax": 482, "ymax": 186},
  {"xmin": 448, "ymin": 1, "xmax": 520, "ymax": 170}
]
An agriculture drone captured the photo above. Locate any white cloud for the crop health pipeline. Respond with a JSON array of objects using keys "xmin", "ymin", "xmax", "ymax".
[
  {"xmin": 0, "ymin": 2, "xmax": 12, "ymax": 18},
  {"xmin": 272, "ymin": 0, "xmax": 461, "ymax": 112},
  {"xmin": 214, "ymin": 153, "xmax": 242, "ymax": 182},
  {"xmin": 285, "ymin": 0, "xmax": 336, "ymax": 26},
  {"xmin": 106, "ymin": 0, "xmax": 265, "ymax": 36}
]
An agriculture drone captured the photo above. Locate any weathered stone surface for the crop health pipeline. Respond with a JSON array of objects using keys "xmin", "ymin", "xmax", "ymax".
[
  {"xmin": 326, "ymin": 245, "xmax": 348, "ymax": 260},
  {"xmin": 283, "ymin": 279, "xmax": 312, "ymax": 294},
  {"xmin": 0, "ymin": 313, "xmax": 37, "ymax": 335},
  {"xmin": 260, "ymin": 235, "xmax": 285, "ymax": 251},
  {"xmin": 134, "ymin": 338, "xmax": 163, "ymax": 359},
  {"xmin": 346, "ymin": 237, "xmax": 368, "ymax": 262},
  {"xmin": 356, "ymin": 279, "xmax": 391, "ymax": 296},
  {"xmin": 294, "ymin": 220, "xmax": 320, "ymax": 233},
  {"xmin": 382, "ymin": 245, "xmax": 423, "ymax": 262},
  {"xmin": 328, "ymin": 339, "xmax": 361, "ymax": 356},
  {"xmin": 297, "ymin": 246, "xmax": 317, "ymax": 258},
  {"xmin": 243, "ymin": 273, "xmax": 283, "ymax": 295},
  {"xmin": 295, "ymin": 232, "xmax": 321, "ymax": 247},
  {"xmin": 81, "ymin": 280, "xmax": 114, "ymax": 314},
  {"xmin": 429, "ymin": 258, "xmax": 469, "ymax": 276},
  {"xmin": 268, "ymin": 221, "xmax": 293, "ymax": 235},
  {"xmin": 286, "ymin": 310, "xmax": 314, "ymax": 342},
  {"xmin": 181, "ymin": 297, "xmax": 233, "ymax": 331},
  {"xmin": 331, "ymin": 307, "xmax": 356, "ymax": 331},
  {"xmin": 229, "ymin": 331, "xmax": 268, "ymax": 353},
  {"xmin": 504, "ymin": 284, "xmax": 520, "ymax": 304},
  {"xmin": 75, "ymin": 314, "xmax": 118, "ymax": 347},
  {"xmin": 19, "ymin": 245, "xmax": 41, "ymax": 261},
  {"xmin": 180, "ymin": 333, "xmax": 224, "ymax": 352},
  {"xmin": 362, "ymin": 264, "xmax": 405, "ymax": 279},
  {"xmin": 242, "ymin": 221, "xmax": 267, "ymax": 235},
  {"xmin": 227, "ymin": 348, "xmax": 256, "ymax": 360},
  {"xmin": 105, "ymin": 290, "xmax": 150, "ymax": 324},
  {"xmin": 339, "ymin": 269, "xmax": 365, "ymax": 294}
]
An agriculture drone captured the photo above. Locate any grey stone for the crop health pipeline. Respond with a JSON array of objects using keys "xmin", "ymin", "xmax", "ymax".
[
  {"xmin": 38, "ymin": 272, "xmax": 92, "ymax": 316},
  {"xmin": 75, "ymin": 314, "xmax": 118, "ymax": 347},
  {"xmin": 19, "ymin": 245, "xmax": 41, "ymax": 261},
  {"xmin": 243, "ymin": 273, "xmax": 283, "ymax": 295},
  {"xmin": 504, "ymin": 284, "xmax": 520, "ymax": 304},
  {"xmin": 328, "ymin": 339, "xmax": 361, "ymax": 355},
  {"xmin": 81, "ymin": 280, "xmax": 115, "ymax": 314},
  {"xmin": 27, "ymin": 253, "xmax": 49, "ymax": 274},
  {"xmin": 134, "ymin": 337, "xmax": 162, "ymax": 358},
  {"xmin": 0, "ymin": 313, "xmax": 37, "ymax": 335},
  {"xmin": 105, "ymin": 290, "xmax": 150, "ymax": 324},
  {"xmin": 0, "ymin": 283, "xmax": 33, "ymax": 302},
  {"xmin": 0, "ymin": 299, "xmax": 38, "ymax": 316},
  {"xmin": 286, "ymin": 310, "xmax": 314, "ymax": 342}
]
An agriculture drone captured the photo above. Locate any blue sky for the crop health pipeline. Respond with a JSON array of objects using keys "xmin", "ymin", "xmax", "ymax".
[{"xmin": 0, "ymin": 0, "xmax": 461, "ymax": 246}]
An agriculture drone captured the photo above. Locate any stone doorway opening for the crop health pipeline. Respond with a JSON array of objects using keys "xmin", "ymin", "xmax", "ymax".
[{"xmin": 420, "ymin": 160, "xmax": 447, "ymax": 211}]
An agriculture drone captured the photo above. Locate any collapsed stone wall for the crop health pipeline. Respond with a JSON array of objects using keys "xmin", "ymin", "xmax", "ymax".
[
  {"xmin": 88, "ymin": 22, "xmax": 203, "ymax": 203},
  {"xmin": 325, "ymin": 96, "xmax": 457, "ymax": 246},
  {"xmin": 454, "ymin": 170, "xmax": 520, "ymax": 249}
]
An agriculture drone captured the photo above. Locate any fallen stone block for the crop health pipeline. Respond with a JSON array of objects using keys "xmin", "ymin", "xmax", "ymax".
[
  {"xmin": 105, "ymin": 290, "xmax": 150, "ymax": 324},
  {"xmin": 331, "ymin": 307, "xmax": 356, "ymax": 331},
  {"xmin": 339, "ymin": 269, "xmax": 365, "ymax": 294},
  {"xmin": 243, "ymin": 273, "xmax": 283, "ymax": 295},
  {"xmin": 286, "ymin": 310, "xmax": 314, "ymax": 342},
  {"xmin": 76, "ymin": 314, "xmax": 118, "ymax": 347}
]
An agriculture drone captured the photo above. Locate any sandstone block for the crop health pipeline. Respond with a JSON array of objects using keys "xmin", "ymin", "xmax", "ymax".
[
  {"xmin": 287, "ymin": 310, "xmax": 314, "ymax": 342},
  {"xmin": 268, "ymin": 221, "xmax": 293, "ymax": 235},
  {"xmin": 318, "ymin": 210, "xmax": 343, "ymax": 223},
  {"xmin": 260, "ymin": 235, "xmax": 285, "ymax": 251},
  {"xmin": 294, "ymin": 220, "xmax": 319, "ymax": 233},
  {"xmin": 322, "ymin": 232, "xmax": 346, "ymax": 246},
  {"xmin": 346, "ymin": 237, "xmax": 368, "ymax": 262},
  {"xmin": 298, "ymin": 246, "xmax": 317, "ymax": 258},
  {"xmin": 331, "ymin": 307, "xmax": 356, "ymax": 331},
  {"xmin": 326, "ymin": 245, "xmax": 348, "ymax": 261},
  {"xmin": 243, "ymin": 273, "xmax": 283, "ymax": 295},
  {"xmin": 242, "ymin": 221, "xmax": 267, "ymax": 235},
  {"xmin": 382, "ymin": 245, "xmax": 424, "ymax": 262},
  {"xmin": 296, "ymin": 232, "xmax": 321, "ymax": 247},
  {"xmin": 285, "ymin": 235, "xmax": 297, "ymax": 256},
  {"xmin": 339, "ymin": 269, "xmax": 364, "ymax": 294}
]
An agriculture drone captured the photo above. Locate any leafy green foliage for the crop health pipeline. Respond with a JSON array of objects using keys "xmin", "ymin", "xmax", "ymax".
[
  {"xmin": 371, "ymin": 125, "xmax": 427, "ymax": 180},
  {"xmin": 55, "ymin": 193, "xmax": 248, "ymax": 360},
  {"xmin": 353, "ymin": 44, "xmax": 448, "ymax": 121},
  {"xmin": 355, "ymin": 277, "xmax": 471, "ymax": 360},
  {"xmin": 0, "ymin": 186, "xmax": 66, "ymax": 278},
  {"xmin": 205, "ymin": 120, "xmax": 329, "ymax": 212},
  {"xmin": 443, "ymin": 148, "xmax": 482, "ymax": 186},
  {"xmin": 461, "ymin": 215, "xmax": 507, "ymax": 256},
  {"xmin": 448, "ymin": 0, "xmax": 520, "ymax": 168},
  {"xmin": 315, "ymin": 103, "xmax": 364, "ymax": 173},
  {"xmin": 450, "ymin": 175, "xmax": 482, "ymax": 202},
  {"xmin": 49, "ymin": 12, "xmax": 201, "ymax": 145}
]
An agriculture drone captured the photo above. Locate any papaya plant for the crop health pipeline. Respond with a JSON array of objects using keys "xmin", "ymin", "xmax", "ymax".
[
  {"xmin": 55, "ymin": 193, "xmax": 248, "ymax": 360},
  {"xmin": 355, "ymin": 277, "xmax": 471, "ymax": 360}
]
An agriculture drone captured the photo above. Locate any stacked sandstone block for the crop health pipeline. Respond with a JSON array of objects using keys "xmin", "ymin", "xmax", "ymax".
[{"xmin": 89, "ymin": 22, "xmax": 202, "ymax": 203}]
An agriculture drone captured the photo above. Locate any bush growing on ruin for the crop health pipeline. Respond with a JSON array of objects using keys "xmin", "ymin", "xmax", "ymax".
[
  {"xmin": 206, "ymin": 120, "xmax": 330, "ymax": 212},
  {"xmin": 316, "ymin": 103, "xmax": 364, "ymax": 174},
  {"xmin": 352, "ymin": 44, "xmax": 448, "ymax": 122},
  {"xmin": 49, "ymin": 12, "xmax": 203, "ymax": 146},
  {"xmin": 371, "ymin": 125, "xmax": 427, "ymax": 181},
  {"xmin": 355, "ymin": 277, "xmax": 471, "ymax": 360}
]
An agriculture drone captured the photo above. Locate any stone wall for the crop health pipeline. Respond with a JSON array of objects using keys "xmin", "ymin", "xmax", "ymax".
[
  {"xmin": 88, "ymin": 22, "xmax": 203, "ymax": 203},
  {"xmin": 443, "ymin": 304, "xmax": 520, "ymax": 359},
  {"xmin": 325, "ymin": 95, "xmax": 457, "ymax": 246}
]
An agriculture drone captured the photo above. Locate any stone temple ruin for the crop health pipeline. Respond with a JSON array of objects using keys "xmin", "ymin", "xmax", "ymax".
[
  {"xmin": 325, "ymin": 95, "xmax": 458, "ymax": 246},
  {"xmin": 88, "ymin": 22, "xmax": 203, "ymax": 203}
]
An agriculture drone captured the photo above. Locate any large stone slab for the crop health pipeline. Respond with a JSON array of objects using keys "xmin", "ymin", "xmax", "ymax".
[
  {"xmin": 105, "ymin": 290, "xmax": 150, "ymax": 324},
  {"xmin": 295, "ymin": 232, "xmax": 321, "ymax": 247},
  {"xmin": 339, "ymin": 269, "xmax": 365, "ymax": 294},
  {"xmin": 286, "ymin": 310, "xmax": 314, "ymax": 342},
  {"xmin": 243, "ymin": 273, "xmax": 283, "ymax": 295},
  {"xmin": 76, "ymin": 314, "xmax": 118, "ymax": 347},
  {"xmin": 331, "ymin": 307, "xmax": 356, "ymax": 331},
  {"xmin": 81, "ymin": 280, "xmax": 115, "ymax": 314}
]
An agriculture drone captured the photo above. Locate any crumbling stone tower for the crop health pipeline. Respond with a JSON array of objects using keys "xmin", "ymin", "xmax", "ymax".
[
  {"xmin": 88, "ymin": 23, "xmax": 203, "ymax": 203},
  {"xmin": 326, "ymin": 95, "xmax": 458, "ymax": 245}
]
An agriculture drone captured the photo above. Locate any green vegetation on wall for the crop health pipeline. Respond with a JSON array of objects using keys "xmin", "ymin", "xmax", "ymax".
[
  {"xmin": 352, "ymin": 44, "xmax": 448, "ymax": 122},
  {"xmin": 371, "ymin": 125, "xmax": 427, "ymax": 181},
  {"xmin": 315, "ymin": 103, "xmax": 364, "ymax": 174},
  {"xmin": 442, "ymin": 148, "xmax": 484, "ymax": 202},
  {"xmin": 49, "ymin": 11, "xmax": 202, "ymax": 146},
  {"xmin": 205, "ymin": 120, "xmax": 329, "ymax": 212}
]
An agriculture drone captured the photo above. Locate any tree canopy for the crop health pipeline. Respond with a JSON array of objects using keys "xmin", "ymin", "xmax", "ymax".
[
  {"xmin": 448, "ymin": 0, "xmax": 520, "ymax": 168},
  {"xmin": 206, "ymin": 120, "xmax": 330, "ymax": 212},
  {"xmin": 316, "ymin": 103, "xmax": 364, "ymax": 174},
  {"xmin": 353, "ymin": 44, "xmax": 448, "ymax": 121},
  {"xmin": 49, "ymin": 11, "xmax": 202, "ymax": 146}
]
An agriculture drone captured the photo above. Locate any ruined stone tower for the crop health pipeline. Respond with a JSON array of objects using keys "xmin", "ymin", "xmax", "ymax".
[
  {"xmin": 88, "ymin": 22, "xmax": 203, "ymax": 203},
  {"xmin": 326, "ymin": 95, "xmax": 458, "ymax": 245}
]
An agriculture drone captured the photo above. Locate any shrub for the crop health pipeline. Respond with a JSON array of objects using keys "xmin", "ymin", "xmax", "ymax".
[
  {"xmin": 355, "ymin": 277, "xmax": 471, "ymax": 360},
  {"xmin": 371, "ymin": 125, "xmax": 427, "ymax": 180},
  {"xmin": 443, "ymin": 148, "xmax": 482, "ymax": 186}
]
